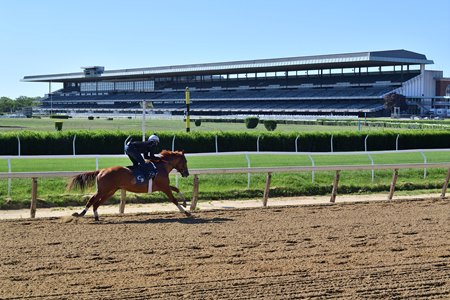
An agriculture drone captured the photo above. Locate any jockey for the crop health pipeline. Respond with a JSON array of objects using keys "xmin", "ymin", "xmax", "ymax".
[{"xmin": 125, "ymin": 134, "xmax": 160, "ymax": 176}]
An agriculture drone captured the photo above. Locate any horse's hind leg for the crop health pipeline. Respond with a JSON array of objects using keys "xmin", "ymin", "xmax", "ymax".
[
  {"xmin": 72, "ymin": 192, "xmax": 102, "ymax": 218},
  {"xmin": 92, "ymin": 190, "xmax": 117, "ymax": 222}
]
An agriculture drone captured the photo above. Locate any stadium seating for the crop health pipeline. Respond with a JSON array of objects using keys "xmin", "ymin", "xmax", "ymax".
[{"xmin": 39, "ymin": 71, "xmax": 419, "ymax": 116}]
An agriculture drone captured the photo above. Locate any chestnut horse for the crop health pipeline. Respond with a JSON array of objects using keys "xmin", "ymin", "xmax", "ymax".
[{"xmin": 68, "ymin": 150, "xmax": 190, "ymax": 221}]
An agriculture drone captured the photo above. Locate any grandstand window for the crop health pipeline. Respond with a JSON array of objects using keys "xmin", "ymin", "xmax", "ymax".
[
  {"xmin": 115, "ymin": 81, "xmax": 134, "ymax": 91},
  {"xmin": 446, "ymin": 85, "xmax": 450, "ymax": 96},
  {"xmin": 257, "ymin": 72, "xmax": 266, "ymax": 78},
  {"xmin": 247, "ymin": 73, "xmax": 256, "ymax": 78},
  {"xmin": 329, "ymin": 68, "xmax": 339, "ymax": 75},
  {"xmin": 80, "ymin": 82, "xmax": 97, "ymax": 92},
  {"xmin": 98, "ymin": 81, "xmax": 114, "ymax": 91},
  {"xmin": 298, "ymin": 70, "xmax": 308, "ymax": 76},
  {"xmin": 266, "ymin": 72, "xmax": 276, "ymax": 77},
  {"xmin": 287, "ymin": 71, "xmax": 296, "ymax": 77},
  {"xmin": 142, "ymin": 80, "xmax": 154, "ymax": 91}
]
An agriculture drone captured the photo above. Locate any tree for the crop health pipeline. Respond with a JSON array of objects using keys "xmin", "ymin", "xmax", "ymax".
[
  {"xmin": 0, "ymin": 97, "xmax": 14, "ymax": 113},
  {"xmin": 384, "ymin": 93, "xmax": 407, "ymax": 112},
  {"xmin": 0, "ymin": 96, "xmax": 40, "ymax": 113},
  {"xmin": 245, "ymin": 117, "xmax": 259, "ymax": 129}
]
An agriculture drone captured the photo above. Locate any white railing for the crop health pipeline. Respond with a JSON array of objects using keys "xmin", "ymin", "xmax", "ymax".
[{"xmin": 1, "ymin": 161, "xmax": 450, "ymax": 219}]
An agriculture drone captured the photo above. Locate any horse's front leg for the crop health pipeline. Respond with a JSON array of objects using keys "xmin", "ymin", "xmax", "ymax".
[
  {"xmin": 170, "ymin": 185, "xmax": 187, "ymax": 207},
  {"xmin": 164, "ymin": 188, "xmax": 191, "ymax": 217}
]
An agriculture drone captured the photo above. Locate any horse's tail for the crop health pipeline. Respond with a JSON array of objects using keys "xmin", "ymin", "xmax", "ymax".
[{"xmin": 67, "ymin": 170, "xmax": 100, "ymax": 191}]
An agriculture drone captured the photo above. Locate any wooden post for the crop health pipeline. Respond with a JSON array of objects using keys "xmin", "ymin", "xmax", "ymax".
[
  {"xmin": 30, "ymin": 178, "xmax": 38, "ymax": 218},
  {"xmin": 119, "ymin": 189, "xmax": 126, "ymax": 214},
  {"xmin": 190, "ymin": 175, "xmax": 199, "ymax": 211},
  {"xmin": 441, "ymin": 168, "xmax": 450, "ymax": 199},
  {"xmin": 388, "ymin": 169, "xmax": 399, "ymax": 200},
  {"xmin": 262, "ymin": 172, "xmax": 272, "ymax": 207},
  {"xmin": 330, "ymin": 170, "xmax": 340, "ymax": 203}
]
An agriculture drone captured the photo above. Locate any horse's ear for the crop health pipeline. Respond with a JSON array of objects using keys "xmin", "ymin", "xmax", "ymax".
[{"xmin": 181, "ymin": 149, "xmax": 185, "ymax": 155}]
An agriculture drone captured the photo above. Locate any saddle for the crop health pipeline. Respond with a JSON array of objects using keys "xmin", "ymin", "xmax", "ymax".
[{"xmin": 128, "ymin": 163, "xmax": 158, "ymax": 184}]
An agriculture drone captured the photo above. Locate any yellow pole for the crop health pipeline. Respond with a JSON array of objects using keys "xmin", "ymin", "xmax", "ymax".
[{"xmin": 185, "ymin": 87, "xmax": 190, "ymax": 132}]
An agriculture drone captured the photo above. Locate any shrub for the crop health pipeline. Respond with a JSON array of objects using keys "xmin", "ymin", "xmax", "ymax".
[
  {"xmin": 263, "ymin": 120, "xmax": 277, "ymax": 131},
  {"xmin": 245, "ymin": 117, "xmax": 259, "ymax": 129},
  {"xmin": 54, "ymin": 122, "xmax": 63, "ymax": 131},
  {"xmin": 50, "ymin": 115, "xmax": 70, "ymax": 119},
  {"xmin": 88, "ymin": 116, "xmax": 94, "ymax": 120},
  {"xmin": 107, "ymin": 118, "xmax": 113, "ymax": 121},
  {"xmin": 195, "ymin": 119, "xmax": 202, "ymax": 127}
]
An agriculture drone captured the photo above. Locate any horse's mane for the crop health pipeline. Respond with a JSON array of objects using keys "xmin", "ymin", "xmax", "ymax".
[{"xmin": 159, "ymin": 150, "xmax": 184, "ymax": 158}]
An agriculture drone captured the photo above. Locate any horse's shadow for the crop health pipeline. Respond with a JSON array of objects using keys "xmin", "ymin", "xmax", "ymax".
[{"xmin": 112, "ymin": 216, "xmax": 233, "ymax": 225}]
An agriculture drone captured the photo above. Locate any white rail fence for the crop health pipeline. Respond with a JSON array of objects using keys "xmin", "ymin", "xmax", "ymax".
[
  {"xmin": 7, "ymin": 133, "xmax": 434, "ymax": 156},
  {"xmin": 2, "ymin": 149, "xmax": 450, "ymax": 193},
  {"xmin": 1, "ymin": 161, "xmax": 449, "ymax": 219}
]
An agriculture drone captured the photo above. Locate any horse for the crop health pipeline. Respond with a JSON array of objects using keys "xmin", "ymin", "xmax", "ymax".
[{"xmin": 68, "ymin": 150, "xmax": 191, "ymax": 221}]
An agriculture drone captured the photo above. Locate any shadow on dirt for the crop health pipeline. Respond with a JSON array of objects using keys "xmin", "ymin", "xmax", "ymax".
[{"xmin": 115, "ymin": 216, "xmax": 233, "ymax": 225}]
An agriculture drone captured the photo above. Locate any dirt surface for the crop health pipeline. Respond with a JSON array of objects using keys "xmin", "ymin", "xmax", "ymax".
[{"xmin": 1, "ymin": 198, "xmax": 450, "ymax": 299}]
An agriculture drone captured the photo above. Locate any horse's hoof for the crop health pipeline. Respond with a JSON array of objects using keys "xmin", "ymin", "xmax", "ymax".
[{"xmin": 72, "ymin": 212, "xmax": 80, "ymax": 217}]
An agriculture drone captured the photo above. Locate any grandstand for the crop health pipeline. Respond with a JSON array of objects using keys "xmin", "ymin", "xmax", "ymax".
[{"xmin": 23, "ymin": 50, "xmax": 450, "ymax": 117}]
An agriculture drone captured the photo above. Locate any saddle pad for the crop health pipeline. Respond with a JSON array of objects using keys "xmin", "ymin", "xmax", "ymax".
[{"xmin": 128, "ymin": 165, "xmax": 156, "ymax": 185}]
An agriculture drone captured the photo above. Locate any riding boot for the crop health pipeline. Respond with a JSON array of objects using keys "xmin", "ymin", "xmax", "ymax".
[{"xmin": 147, "ymin": 163, "xmax": 157, "ymax": 179}]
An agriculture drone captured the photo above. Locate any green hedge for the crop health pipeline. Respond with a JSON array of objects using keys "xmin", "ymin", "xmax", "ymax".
[{"xmin": 1, "ymin": 130, "xmax": 450, "ymax": 155}]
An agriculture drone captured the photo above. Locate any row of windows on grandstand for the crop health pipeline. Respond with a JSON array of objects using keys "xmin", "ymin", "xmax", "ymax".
[
  {"xmin": 73, "ymin": 64, "xmax": 421, "ymax": 92},
  {"xmin": 79, "ymin": 80, "xmax": 155, "ymax": 92},
  {"xmin": 155, "ymin": 65, "xmax": 421, "ymax": 82}
]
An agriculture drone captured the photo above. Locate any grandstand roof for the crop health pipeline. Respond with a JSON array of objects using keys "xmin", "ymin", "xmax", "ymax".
[{"xmin": 23, "ymin": 49, "xmax": 433, "ymax": 83}]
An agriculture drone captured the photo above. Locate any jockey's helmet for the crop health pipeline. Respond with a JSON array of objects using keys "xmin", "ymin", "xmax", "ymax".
[{"xmin": 148, "ymin": 134, "xmax": 159, "ymax": 143}]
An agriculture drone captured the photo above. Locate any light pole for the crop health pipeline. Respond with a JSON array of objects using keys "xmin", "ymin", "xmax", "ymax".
[
  {"xmin": 185, "ymin": 87, "xmax": 190, "ymax": 132},
  {"xmin": 142, "ymin": 100, "xmax": 146, "ymax": 141},
  {"xmin": 49, "ymin": 81, "xmax": 53, "ymax": 116}
]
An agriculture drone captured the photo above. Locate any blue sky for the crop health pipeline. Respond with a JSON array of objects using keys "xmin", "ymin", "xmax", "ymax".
[{"xmin": 1, "ymin": 0, "xmax": 449, "ymax": 98}]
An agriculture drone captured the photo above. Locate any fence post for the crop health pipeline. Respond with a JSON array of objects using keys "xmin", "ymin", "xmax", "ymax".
[
  {"xmin": 364, "ymin": 135, "xmax": 369, "ymax": 152},
  {"xmin": 7, "ymin": 159, "xmax": 11, "ymax": 198},
  {"xmin": 262, "ymin": 172, "xmax": 272, "ymax": 207},
  {"xmin": 30, "ymin": 177, "xmax": 38, "ymax": 218},
  {"xmin": 330, "ymin": 135, "xmax": 334, "ymax": 152},
  {"xmin": 119, "ymin": 190, "xmax": 126, "ymax": 214},
  {"xmin": 17, "ymin": 136, "xmax": 21, "ymax": 157},
  {"xmin": 295, "ymin": 135, "xmax": 300, "ymax": 152},
  {"xmin": 215, "ymin": 135, "xmax": 218, "ymax": 153},
  {"xmin": 72, "ymin": 135, "xmax": 77, "ymax": 156},
  {"xmin": 172, "ymin": 135, "xmax": 176, "ymax": 151},
  {"xmin": 441, "ymin": 169, "xmax": 450, "ymax": 199},
  {"xmin": 257, "ymin": 135, "xmax": 261, "ymax": 152},
  {"xmin": 388, "ymin": 169, "xmax": 399, "ymax": 200},
  {"xmin": 330, "ymin": 170, "xmax": 340, "ymax": 203},
  {"xmin": 190, "ymin": 175, "xmax": 199, "ymax": 211},
  {"xmin": 124, "ymin": 135, "xmax": 131, "ymax": 154},
  {"xmin": 368, "ymin": 154, "xmax": 375, "ymax": 183},
  {"xmin": 396, "ymin": 134, "xmax": 400, "ymax": 151},
  {"xmin": 420, "ymin": 151, "xmax": 427, "ymax": 179},
  {"xmin": 308, "ymin": 154, "xmax": 315, "ymax": 183},
  {"xmin": 245, "ymin": 153, "xmax": 251, "ymax": 188}
]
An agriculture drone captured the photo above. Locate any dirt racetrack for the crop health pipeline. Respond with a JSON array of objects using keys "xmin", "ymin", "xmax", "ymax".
[{"xmin": 1, "ymin": 198, "xmax": 450, "ymax": 299}]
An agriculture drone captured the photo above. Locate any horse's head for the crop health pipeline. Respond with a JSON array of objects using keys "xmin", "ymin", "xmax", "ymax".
[{"xmin": 160, "ymin": 150, "xmax": 189, "ymax": 177}]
